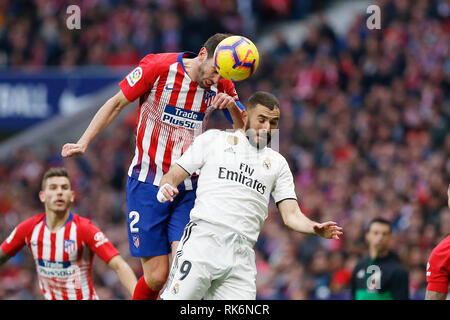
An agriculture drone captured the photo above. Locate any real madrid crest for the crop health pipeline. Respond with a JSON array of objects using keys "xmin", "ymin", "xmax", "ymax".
[
  {"xmin": 227, "ymin": 135, "xmax": 238, "ymax": 145},
  {"xmin": 263, "ymin": 158, "xmax": 271, "ymax": 170},
  {"xmin": 172, "ymin": 283, "xmax": 180, "ymax": 295}
]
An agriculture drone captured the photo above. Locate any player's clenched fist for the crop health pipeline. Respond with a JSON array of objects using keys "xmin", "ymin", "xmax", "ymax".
[
  {"xmin": 61, "ymin": 143, "xmax": 86, "ymax": 158},
  {"xmin": 212, "ymin": 92, "xmax": 236, "ymax": 110},
  {"xmin": 157, "ymin": 183, "xmax": 179, "ymax": 203}
]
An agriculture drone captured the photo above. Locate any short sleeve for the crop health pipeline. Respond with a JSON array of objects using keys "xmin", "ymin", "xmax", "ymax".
[
  {"xmin": 81, "ymin": 220, "xmax": 119, "ymax": 264},
  {"xmin": 218, "ymin": 79, "xmax": 239, "ymax": 102},
  {"xmin": 118, "ymin": 54, "xmax": 162, "ymax": 102},
  {"xmin": 176, "ymin": 129, "xmax": 220, "ymax": 175},
  {"xmin": 1, "ymin": 217, "xmax": 37, "ymax": 257},
  {"xmin": 271, "ymin": 156, "xmax": 297, "ymax": 204},
  {"xmin": 426, "ymin": 237, "xmax": 450, "ymax": 293}
]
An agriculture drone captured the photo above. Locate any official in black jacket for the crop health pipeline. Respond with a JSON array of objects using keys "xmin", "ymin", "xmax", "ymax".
[{"xmin": 351, "ymin": 218, "xmax": 409, "ymax": 300}]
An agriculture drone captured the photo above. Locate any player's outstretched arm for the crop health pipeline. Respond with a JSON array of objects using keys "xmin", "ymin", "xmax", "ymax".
[
  {"xmin": 107, "ymin": 255, "xmax": 138, "ymax": 298},
  {"xmin": 157, "ymin": 164, "xmax": 190, "ymax": 203},
  {"xmin": 61, "ymin": 90, "xmax": 131, "ymax": 158},
  {"xmin": 278, "ymin": 199, "xmax": 343, "ymax": 239}
]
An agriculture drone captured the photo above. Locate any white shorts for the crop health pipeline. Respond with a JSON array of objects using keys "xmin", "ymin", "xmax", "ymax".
[{"xmin": 161, "ymin": 220, "xmax": 257, "ymax": 300}]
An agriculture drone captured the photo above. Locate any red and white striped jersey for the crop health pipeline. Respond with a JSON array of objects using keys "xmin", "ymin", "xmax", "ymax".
[
  {"xmin": 426, "ymin": 235, "xmax": 450, "ymax": 294},
  {"xmin": 119, "ymin": 52, "xmax": 240, "ymax": 189},
  {"xmin": 1, "ymin": 212, "xmax": 119, "ymax": 300}
]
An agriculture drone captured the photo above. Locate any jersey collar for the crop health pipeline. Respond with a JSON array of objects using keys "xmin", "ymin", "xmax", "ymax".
[
  {"xmin": 45, "ymin": 211, "xmax": 74, "ymax": 230},
  {"xmin": 177, "ymin": 51, "xmax": 198, "ymax": 74}
]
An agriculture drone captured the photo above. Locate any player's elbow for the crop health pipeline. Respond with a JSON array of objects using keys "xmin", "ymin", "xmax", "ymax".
[
  {"xmin": 107, "ymin": 255, "xmax": 122, "ymax": 270},
  {"xmin": 108, "ymin": 255, "xmax": 136, "ymax": 278},
  {"xmin": 108, "ymin": 91, "xmax": 130, "ymax": 113},
  {"xmin": 281, "ymin": 213, "xmax": 297, "ymax": 231},
  {"xmin": 108, "ymin": 255, "xmax": 135, "ymax": 277}
]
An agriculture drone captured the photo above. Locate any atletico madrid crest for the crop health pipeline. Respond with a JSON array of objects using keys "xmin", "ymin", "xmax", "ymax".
[
  {"xmin": 64, "ymin": 239, "xmax": 76, "ymax": 255},
  {"xmin": 133, "ymin": 235, "xmax": 140, "ymax": 248},
  {"xmin": 203, "ymin": 89, "xmax": 216, "ymax": 107}
]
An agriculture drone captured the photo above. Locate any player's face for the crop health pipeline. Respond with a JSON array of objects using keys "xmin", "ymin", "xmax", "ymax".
[
  {"xmin": 39, "ymin": 176, "xmax": 74, "ymax": 214},
  {"xmin": 244, "ymin": 104, "xmax": 280, "ymax": 149},
  {"xmin": 366, "ymin": 223, "xmax": 391, "ymax": 254},
  {"xmin": 196, "ymin": 55, "xmax": 221, "ymax": 88},
  {"xmin": 195, "ymin": 47, "xmax": 220, "ymax": 89}
]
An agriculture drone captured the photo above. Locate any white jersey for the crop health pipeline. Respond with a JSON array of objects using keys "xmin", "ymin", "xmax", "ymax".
[{"xmin": 176, "ymin": 129, "xmax": 297, "ymax": 244}]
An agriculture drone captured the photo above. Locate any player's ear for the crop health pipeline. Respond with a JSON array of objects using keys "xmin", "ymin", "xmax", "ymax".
[
  {"xmin": 38, "ymin": 191, "xmax": 46, "ymax": 203},
  {"xmin": 364, "ymin": 231, "xmax": 370, "ymax": 244},
  {"xmin": 241, "ymin": 109, "xmax": 248, "ymax": 123},
  {"xmin": 198, "ymin": 47, "xmax": 208, "ymax": 62},
  {"xmin": 70, "ymin": 190, "xmax": 75, "ymax": 203}
]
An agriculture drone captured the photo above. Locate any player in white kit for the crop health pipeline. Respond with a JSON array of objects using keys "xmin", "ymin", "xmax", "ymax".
[{"xmin": 157, "ymin": 91, "xmax": 343, "ymax": 299}]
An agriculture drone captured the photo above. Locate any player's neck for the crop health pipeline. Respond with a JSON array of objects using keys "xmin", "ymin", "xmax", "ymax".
[
  {"xmin": 182, "ymin": 57, "xmax": 199, "ymax": 82},
  {"xmin": 369, "ymin": 248, "xmax": 388, "ymax": 260},
  {"xmin": 45, "ymin": 210, "xmax": 71, "ymax": 232}
]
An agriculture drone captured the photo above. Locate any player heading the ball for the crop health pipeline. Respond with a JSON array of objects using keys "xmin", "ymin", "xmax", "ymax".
[{"xmin": 214, "ymin": 35, "xmax": 260, "ymax": 82}]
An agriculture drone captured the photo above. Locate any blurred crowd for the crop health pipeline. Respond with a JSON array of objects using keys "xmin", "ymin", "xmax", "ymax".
[
  {"xmin": 1, "ymin": 0, "xmax": 450, "ymax": 300},
  {"xmin": 0, "ymin": 0, "xmax": 321, "ymax": 69}
]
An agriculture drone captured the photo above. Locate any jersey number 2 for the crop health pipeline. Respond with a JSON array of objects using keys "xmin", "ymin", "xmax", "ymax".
[{"xmin": 129, "ymin": 211, "xmax": 140, "ymax": 233}]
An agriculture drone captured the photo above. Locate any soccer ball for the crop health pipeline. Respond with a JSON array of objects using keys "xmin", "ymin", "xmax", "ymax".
[{"xmin": 214, "ymin": 35, "xmax": 260, "ymax": 81}]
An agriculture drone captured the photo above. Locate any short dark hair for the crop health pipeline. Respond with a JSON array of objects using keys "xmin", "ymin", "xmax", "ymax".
[
  {"xmin": 367, "ymin": 217, "xmax": 392, "ymax": 233},
  {"xmin": 247, "ymin": 91, "xmax": 280, "ymax": 111},
  {"xmin": 41, "ymin": 167, "xmax": 70, "ymax": 190},
  {"xmin": 203, "ymin": 33, "xmax": 233, "ymax": 59}
]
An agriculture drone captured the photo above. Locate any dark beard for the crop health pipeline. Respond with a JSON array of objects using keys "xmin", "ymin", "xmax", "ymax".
[
  {"xmin": 244, "ymin": 119, "xmax": 271, "ymax": 149},
  {"xmin": 196, "ymin": 63, "xmax": 207, "ymax": 88}
]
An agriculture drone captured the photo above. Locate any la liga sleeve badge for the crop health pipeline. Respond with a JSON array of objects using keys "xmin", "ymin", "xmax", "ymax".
[{"xmin": 126, "ymin": 67, "xmax": 143, "ymax": 87}]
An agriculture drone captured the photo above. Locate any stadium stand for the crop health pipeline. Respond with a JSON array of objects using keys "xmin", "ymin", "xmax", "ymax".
[{"xmin": 0, "ymin": 0, "xmax": 449, "ymax": 300}]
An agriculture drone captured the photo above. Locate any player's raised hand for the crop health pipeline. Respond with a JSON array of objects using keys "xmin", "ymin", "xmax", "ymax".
[
  {"xmin": 61, "ymin": 143, "xmax": 86, "ymax": 158},
  {"xmin": 313, "ymin": 221, "xmax": 343, "ymax": 240},
  {"xmin": 157, "ymin": 183, "xmax": 179, "ymax": 203},
  {"xmin": 212, "ymin": 92, "xmax": 235, "ymax": 110}
]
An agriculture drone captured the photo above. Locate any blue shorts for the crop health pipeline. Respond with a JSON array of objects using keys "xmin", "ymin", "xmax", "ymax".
[{"xmin": 126, "ymin": 176, "xmax": 195, "ymax": 257}]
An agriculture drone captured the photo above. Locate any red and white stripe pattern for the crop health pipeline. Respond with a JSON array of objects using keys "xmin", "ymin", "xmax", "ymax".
[
  {"xmin": 127, "ymin": 53, "xmax": 219, "ymax": 189},
  {"xmin": 1, "ymin": 213, "xmax": 119, "ymax": 300},
  {"xmin": 27, "ymin": 215, "xmax": 96, "ymax": 300}
]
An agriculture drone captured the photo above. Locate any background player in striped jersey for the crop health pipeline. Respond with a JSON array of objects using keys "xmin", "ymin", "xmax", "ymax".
[
  {"xmin": 61, "ymin": 33, "xmax": 246, "ymax": 300},
  {"xmin": 0, "ymin": 167, "xmax": 137, "ymax": 300},
  {"xmin": 425, "ymin": 185, "xmax": 450, "ymax": 300}
]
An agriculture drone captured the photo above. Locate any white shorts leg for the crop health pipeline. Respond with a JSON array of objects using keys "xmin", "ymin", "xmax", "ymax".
[
  {"xmin": 161, "ymin": 253, "xmax": 211, "ymax": 299},
  {"xmin": 161, "ymin": 221, "xmax": 257, "ymax": 300},
  {"xmin": 204, "ymin": 241, "xmax": 257, "ymax": 300},
  {"xmin": 161, "ymin": 222, "xmax": 215, "ymax": 300}
]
